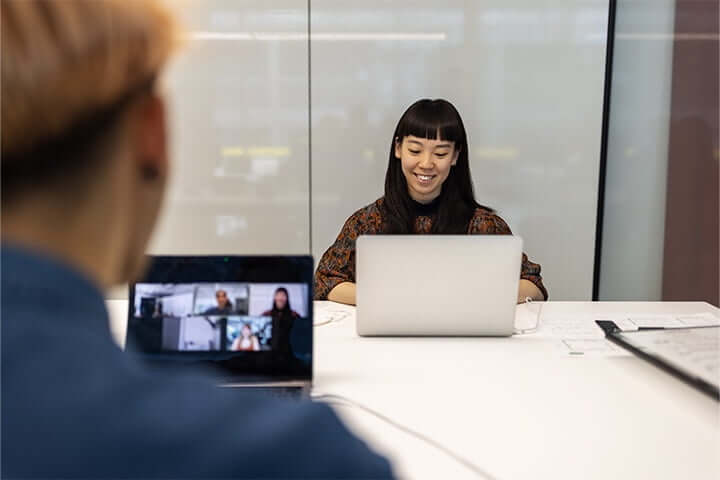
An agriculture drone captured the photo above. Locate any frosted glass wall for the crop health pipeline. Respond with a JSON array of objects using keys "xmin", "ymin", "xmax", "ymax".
[
  {"xmin": 121, "ymin": 1, "xmax": 612, "ymax": 301},
  {"xmin": 149, "ymin": 0, "xmax": 310, "ymax": 256},
  {"xmin": 311, "ymin": 1, "xmax": 609, "ymax": 300},
  {"xmin": 598, "ymin": 0, "xmax": 675, "ymax": 300}
]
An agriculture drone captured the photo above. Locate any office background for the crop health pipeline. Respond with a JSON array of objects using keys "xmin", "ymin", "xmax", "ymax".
[{"xmin": 119, "ymin": 0, "xmax": 717, "ymax": 305}]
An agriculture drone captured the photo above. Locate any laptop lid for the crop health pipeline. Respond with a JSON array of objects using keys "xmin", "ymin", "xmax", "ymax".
[
  {"xmin": 126, "ymin": 256, "xmax": 313, "ymax": 382},
  {"xmin": 356, "ymin": 235, "xmax": 522, "ymax": 336}
]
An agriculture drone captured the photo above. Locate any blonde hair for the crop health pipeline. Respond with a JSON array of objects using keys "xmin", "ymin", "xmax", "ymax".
[{"xmin": 1, "ymin": 0, "xmax": 178, "ymax": 161}]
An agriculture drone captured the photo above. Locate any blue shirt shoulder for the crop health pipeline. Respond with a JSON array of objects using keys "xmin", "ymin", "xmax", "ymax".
[{"xmin": 1, "ymin": 245, "xmax": 393, "ymax": 478}]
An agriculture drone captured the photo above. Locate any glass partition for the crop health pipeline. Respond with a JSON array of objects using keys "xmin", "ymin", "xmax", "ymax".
[
  {"xmin": 149, "ymin": 0, "xmax": 310, "ymax": 256},
  {"xmin": 116, "ymin": 1, "xmax": 621, "ymax": 302},
  {"xmin": 311, "ymin": 0, "xmax": 610, "ymax": 300},
  {"xmin": 599, "ymin": 0, "xmax": 718, "ymax": 305}
]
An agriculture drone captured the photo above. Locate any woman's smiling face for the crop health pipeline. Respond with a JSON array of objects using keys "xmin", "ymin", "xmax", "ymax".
[{"xmin": 395, "ymin": 134, "xmax": 458, "ymax": 204}]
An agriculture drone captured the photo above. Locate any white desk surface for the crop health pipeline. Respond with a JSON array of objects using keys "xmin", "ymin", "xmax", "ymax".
[{"xmin": 107, "ymin": 300, "xmax": 720, "ymax": 480}]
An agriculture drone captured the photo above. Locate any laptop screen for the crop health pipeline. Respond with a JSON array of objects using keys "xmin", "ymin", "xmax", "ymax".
[{"xmin": 126, "ymin": 256, "xmax": 313, "ymax": 380}]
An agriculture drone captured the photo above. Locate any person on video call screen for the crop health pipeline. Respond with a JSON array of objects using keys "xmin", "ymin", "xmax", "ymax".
[
  {"xmin": 264, "ymin": 287, "xmax": 300, "ymax": 356},
  {"xmin": 203, "ymin": 289, "xmax": 234, "ymax": 315},
  {"xmin": 231, "ymin": 322, "xmax": 261, "ymax": 351}
]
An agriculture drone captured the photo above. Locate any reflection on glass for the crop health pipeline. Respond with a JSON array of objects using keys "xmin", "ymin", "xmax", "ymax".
[{"xmin": 150, "ymin": 1, "xmax": 309, "ymax": 255}]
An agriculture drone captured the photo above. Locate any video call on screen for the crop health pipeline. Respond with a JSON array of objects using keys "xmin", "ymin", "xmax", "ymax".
[{"xmin": 132, "ymin": 283, "xmax": 309, "ymax": 352}]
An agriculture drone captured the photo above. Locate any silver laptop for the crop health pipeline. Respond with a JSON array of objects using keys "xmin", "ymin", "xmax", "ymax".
[{"xmin": 356, "ymin": 235, "xmax": 522, "ymax": 336}]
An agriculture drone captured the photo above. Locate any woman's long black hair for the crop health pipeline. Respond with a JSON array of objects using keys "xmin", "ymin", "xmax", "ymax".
[
  {"xmin": 381, "ymin": 99, "xmax": 491, "ymax": 234},
  {"xmin": 271, "ymin": 287, "xmax": 291, "ymax": 314}
]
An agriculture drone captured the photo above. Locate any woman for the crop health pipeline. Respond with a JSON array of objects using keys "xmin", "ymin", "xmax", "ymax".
[
  {"xmin": 263, "ymin": 287, "xmax": 299, "ymax": 355},
  {"xmin": 231, "ymin": 323, "xmax": 260, "ymax": 351},
  {"xmin": 314, "ymin": 98, "xmax": 548, "ymax": 305}
]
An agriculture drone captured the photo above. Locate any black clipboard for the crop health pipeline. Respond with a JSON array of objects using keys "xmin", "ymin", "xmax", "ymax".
[{"xmin": 596, "ymin": 321, "xmax": 719, "ymax": 401}]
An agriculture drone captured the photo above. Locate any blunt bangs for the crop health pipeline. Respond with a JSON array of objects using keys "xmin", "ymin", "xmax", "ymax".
[{"xmin": 395, "ymin": 99, "xmax": 465, "ymax": 147}]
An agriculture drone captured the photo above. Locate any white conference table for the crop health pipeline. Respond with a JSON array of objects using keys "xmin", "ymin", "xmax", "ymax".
[{"xmin": 107, "ymin": 300, "xmax": 720, "ymax": 480}]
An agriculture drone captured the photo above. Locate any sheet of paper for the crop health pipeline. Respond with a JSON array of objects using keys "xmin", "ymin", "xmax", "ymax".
[
  {"xmin": 608, "ymin": 318, "xmax": 638, "ymax": 331},
  {"xmin": 626, "ymin": 314, "xmax": 686, "ymax": 328},
  {"xmin": 532, "ymin": 314, "xmax": 605, "ymax": 339},
  {"xmin": 607, "ymin": 312, "xmax": 720, "ymax": 330},
  {"xmin": 517, "ymin": 310, "xmax": 630, "ymax": 356},
  {"xmin": 677, "ymin": 313, "xmax": 720, "ymax": 327},
  {"xmin": 558, "ymin": 338, "xmax": 629, "ymax": 357},
  {"xmin": 530, "ymin": 309, "xmax": 719, "ymax": 357}
]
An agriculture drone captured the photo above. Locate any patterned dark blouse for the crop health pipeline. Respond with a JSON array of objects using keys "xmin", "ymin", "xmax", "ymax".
[{"xmin": 314, "ymin": 197, "xmax": 548, "ymax": 300}]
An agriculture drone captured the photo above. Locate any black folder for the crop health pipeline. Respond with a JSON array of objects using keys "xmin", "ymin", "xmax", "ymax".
[{"xmin": 596, "ymin": 321, "xmax": 719, "ymax": 401}]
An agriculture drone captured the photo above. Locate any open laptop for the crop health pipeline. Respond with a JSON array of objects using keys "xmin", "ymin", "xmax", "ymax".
[
  {"xmin": 125, "ymin": 256, "xmax": 313, "ymax": 396},
  {"xmin": 356, "ymin": 235, "xmax": 522, "ymax": 336}
]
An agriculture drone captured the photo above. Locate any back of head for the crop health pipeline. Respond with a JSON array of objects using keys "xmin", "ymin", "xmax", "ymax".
[
  {"xmin": 1, "ymin": 0, "xmax": 178, "ymax": 284},
  {"xmin": 1, "ymin": 0, "xmax": 176, "ymax": 197}
]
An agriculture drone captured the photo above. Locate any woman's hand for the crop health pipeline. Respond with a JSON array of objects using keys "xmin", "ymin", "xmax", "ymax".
[
  {"xmin": 327, "ymin": 282, "xmax": 357, "ymax": 306},
  {"xmin": 518, "ymin": 279, "xmax": 544, "ymax": 303}
]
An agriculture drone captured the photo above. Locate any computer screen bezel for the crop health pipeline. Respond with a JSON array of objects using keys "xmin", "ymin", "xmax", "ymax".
[{"xmin": 126, "ymin": 255, "xmax": 314, "ymax": 381}]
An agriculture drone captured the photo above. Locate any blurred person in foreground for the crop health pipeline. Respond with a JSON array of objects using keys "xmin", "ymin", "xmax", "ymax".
[{"xmin": 0, "ymin": 1, "xmax": 392, "ymax": 478}]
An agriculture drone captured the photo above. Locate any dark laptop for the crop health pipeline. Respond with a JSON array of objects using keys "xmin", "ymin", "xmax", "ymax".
[{"xmin": 126, "ymin": 256, "xmax": 314, "ymax": 397}]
